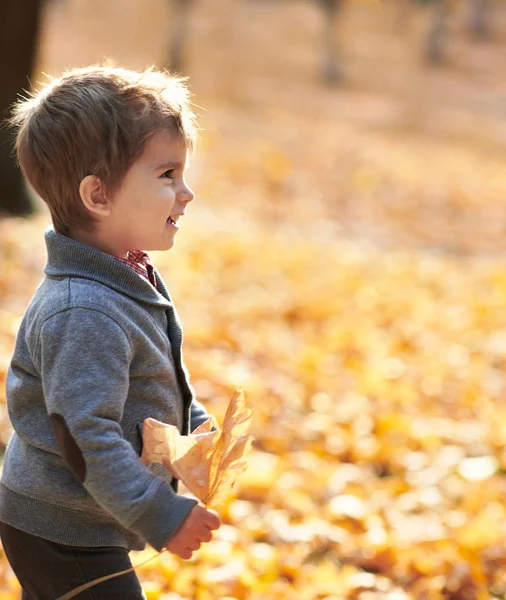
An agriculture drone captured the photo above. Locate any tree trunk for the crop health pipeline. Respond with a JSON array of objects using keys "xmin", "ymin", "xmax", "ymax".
[
  {"xmin": 168, "ymin": 0, "xmax": 195, "ymax": 74},
  {"xmin": 468, "ymin": 0, "xmax": 491, "ymax": 40},
  {"xmin": 0, "ymin": 0, "xmax": 42, "ymax": 216},
  {"xmin": 320, "ymin": 0, "xmax": 342, "ymax": 85},
  {"xmin": 425, "ymin": 0, "xmax": 449, "ymax": 64}
]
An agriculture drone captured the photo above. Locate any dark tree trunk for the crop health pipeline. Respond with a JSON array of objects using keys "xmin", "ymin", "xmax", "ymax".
[
  {"xmin": 168, "ymin": 0, "xmax": 196, "ymax": 74},
  {"xmin": 425, "ymin": 0, "xmax": 449, "ymax": 64},
  {"xmin": 0, "ymin": 0, "xmax": 42, "ymax": 216},
  {"xmin": 319, "ymin": 0, "xmax": 342, "ymax": 85},
  {"xmin": 467, "ymin": 0, "xmax": 491, "ymax": 40}
]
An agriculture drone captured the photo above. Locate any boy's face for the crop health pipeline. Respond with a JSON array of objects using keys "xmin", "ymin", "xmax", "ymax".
[{"xmin": 105, "ymin": 129, "xmax": 194, "ymax": 255}]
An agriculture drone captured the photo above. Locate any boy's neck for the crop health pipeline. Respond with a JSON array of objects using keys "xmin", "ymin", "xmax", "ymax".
[{"xmin": 66, "ymin": 228, "xmax": 129, "ymax": 259}]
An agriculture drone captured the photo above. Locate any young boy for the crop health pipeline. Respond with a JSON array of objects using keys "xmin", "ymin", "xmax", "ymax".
[{"xmin": 0, "ymin": 65, "xmax": 220, "ymax": 599}]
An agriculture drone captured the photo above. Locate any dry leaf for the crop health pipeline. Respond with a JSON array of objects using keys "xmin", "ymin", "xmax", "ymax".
[{"xmin": 141, "ymin": 389, "xmax": 254, "ymax": 507}]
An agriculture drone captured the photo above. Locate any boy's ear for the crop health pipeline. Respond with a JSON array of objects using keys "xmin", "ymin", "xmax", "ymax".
[{"xmin": 79, "ymin": 175, "xmax": 111, "ymax": 217}]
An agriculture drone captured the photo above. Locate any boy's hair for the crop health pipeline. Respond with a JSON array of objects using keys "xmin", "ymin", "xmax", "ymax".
[{"xmin": 9, "ymin": 64, "xmax": 197, "ymax": 236}]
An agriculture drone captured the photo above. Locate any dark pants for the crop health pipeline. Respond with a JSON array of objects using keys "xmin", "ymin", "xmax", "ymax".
[{"xmin": 0, "ymin": 522, "xmax": 146, "ymax": 599}]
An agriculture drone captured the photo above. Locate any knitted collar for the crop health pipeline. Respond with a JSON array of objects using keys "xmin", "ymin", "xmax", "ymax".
[{"xmin": 43, "ymin": 226, "xmax": 173, "ymax": 308}]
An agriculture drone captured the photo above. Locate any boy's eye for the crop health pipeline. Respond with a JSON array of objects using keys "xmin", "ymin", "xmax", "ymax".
[{"xmin": 161, "ymin": 169, "xmax": 175, "ymax": 179}]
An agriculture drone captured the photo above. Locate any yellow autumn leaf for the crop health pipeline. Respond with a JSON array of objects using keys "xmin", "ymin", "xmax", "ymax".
[{"xmin": 141, "ymin": 390, "xmax": 254, "ymax": 508}]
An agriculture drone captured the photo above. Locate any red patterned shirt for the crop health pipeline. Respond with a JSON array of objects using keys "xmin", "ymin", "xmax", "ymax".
[{"xmin": 115, "ymin": 250, "xmax": 157, "ymax": 288}]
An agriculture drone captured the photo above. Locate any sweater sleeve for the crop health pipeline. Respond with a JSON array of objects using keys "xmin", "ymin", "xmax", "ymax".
[
  {"xmin": 38, "ymin": 307, "xmax": 197, "ymax": 551},
  {"xmin": 190, "ymin": 398, "xmax": 213, "ymax": 432}
]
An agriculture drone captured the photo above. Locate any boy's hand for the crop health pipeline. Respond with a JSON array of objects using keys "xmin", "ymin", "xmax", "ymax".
[{"xmin": 165, "ymin": 504, "xmax": 220, "ymax": 559}]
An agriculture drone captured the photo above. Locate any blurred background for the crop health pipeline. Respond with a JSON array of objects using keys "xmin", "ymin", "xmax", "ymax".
[{"xmin": 2, "ymin": 0, "xmax": 506, "ymax": 598}]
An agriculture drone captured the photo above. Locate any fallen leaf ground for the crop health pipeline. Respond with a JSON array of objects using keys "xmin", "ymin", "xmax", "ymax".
[{"xmin": 1, "ymin": 0, "xmax": 506, "ymax": 598}]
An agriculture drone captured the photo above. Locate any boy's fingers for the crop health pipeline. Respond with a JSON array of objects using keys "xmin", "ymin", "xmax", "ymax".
[
  {"xmin": 170, "ymin": 542, "xmax": 192, "ymax": 559},
  {"xmin": 188, "ymin": 539, "xmax": 201, "ymax": 551},
  {"xmin": 205, "ymin": 511, "xmax": 220, "ymax": 530},
  {"xmin": 201, "ymin": 528, "xmax": 212, "ymax": 543}
]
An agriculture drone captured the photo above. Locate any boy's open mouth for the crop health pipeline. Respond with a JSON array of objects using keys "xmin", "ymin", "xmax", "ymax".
[{"xmin": 166, "ymin": 216, "xmax": 179, "ymax": 229}]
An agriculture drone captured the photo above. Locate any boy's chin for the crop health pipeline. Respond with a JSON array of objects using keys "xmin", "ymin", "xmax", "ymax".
[
  {"xmin": 158, "ymin": 238, "xmax": 176, "ymax": 251},
  {"xmin": 145, "ymin": 237, "xmax": 176, "ymax": 252}
]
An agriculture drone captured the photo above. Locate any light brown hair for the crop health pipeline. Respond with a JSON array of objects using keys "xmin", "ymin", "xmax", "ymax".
[{"xmin": 9, "ymin": 64, "xmax": 197, "ymax": 236}]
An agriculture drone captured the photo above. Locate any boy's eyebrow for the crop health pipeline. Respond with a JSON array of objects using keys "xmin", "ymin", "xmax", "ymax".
[{"xmin": 154, "ymin": 160, "xmax": 184, "ymax": 171}]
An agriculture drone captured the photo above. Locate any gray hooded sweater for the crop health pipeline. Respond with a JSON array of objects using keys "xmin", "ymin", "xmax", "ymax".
[{"xmin": 0, "ymin": 227, "xmax": 211, "ymax": 552}]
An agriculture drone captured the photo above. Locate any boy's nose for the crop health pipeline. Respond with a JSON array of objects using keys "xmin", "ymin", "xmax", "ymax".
[{"xmin": 179, "ymin": 184, "xmax": 195, "ymax": 204}]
